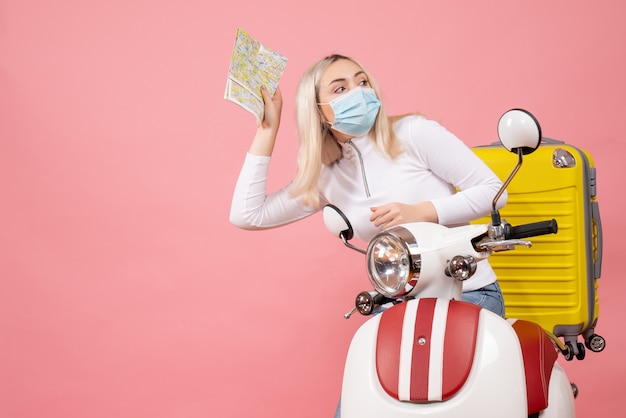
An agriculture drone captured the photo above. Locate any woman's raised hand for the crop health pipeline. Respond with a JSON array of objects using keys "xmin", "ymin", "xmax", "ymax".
[
  {"xmin": 260, "ymin": 85, "xmax": 283, "ymax": 133},
  {"xmin": 249, "ymin": 86, "xmax": 283, "ymax": 156}
]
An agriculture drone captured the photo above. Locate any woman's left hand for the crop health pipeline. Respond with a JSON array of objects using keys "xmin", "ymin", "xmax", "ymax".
[{"xmin": 370, "ymin": 201, "xmax": 438, "ymax": 229}]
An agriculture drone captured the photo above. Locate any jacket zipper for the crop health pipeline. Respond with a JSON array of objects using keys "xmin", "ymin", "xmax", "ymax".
[{"xmin": 347, "ymin": 140, "xmax": 371, "ymax": 198}]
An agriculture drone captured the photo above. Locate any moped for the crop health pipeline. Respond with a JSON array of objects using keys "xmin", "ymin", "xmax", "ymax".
[{"xmin": 323, "ymin": 109, "xmax": 578, "ymax": 417}]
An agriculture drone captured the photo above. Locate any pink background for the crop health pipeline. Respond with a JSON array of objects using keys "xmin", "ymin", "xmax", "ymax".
[{"xmin": 1, "ymin": 1, "xmax": 624, "ymax": 417}]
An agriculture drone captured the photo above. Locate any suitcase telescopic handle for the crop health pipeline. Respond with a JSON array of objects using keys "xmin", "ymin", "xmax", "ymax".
[{"xmin": 505, "ymin": 219, "xmax": 558, "ymax": 239}]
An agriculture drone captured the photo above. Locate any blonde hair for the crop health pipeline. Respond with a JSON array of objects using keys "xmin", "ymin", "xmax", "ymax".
[{"xmin": 289, "ymin": 54, "xmax": 402, "ymax": 207}]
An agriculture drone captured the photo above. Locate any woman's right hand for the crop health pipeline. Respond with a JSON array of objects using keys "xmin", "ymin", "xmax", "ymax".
[
  {"xmin": 260, "ymin": 85, "xmax": 282, "ymax": 132},
  {"xmin": 249, "ymin": 86, "xmax": 283, "ymax": 156}
]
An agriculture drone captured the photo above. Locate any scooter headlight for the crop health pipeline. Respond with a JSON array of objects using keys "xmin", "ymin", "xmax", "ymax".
[{"xmin": 367, "ymin": 228, "xmax": 417, "ymax": 298}]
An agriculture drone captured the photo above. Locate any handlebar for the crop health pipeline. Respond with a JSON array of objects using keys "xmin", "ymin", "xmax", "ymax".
[{"xmin": 504, "ymin": 219, "xmax": 558, "ymax": 239}]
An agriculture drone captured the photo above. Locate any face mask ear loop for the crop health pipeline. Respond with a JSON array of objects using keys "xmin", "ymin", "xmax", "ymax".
[
  {"xmin": 316, "ymin": 102, "xmax": 332, "ymax": 129},
  {"xmin": 320, "ymin": 118, "xmax": 335, "ymax": 141},
  {"xmin": 317, "ymin": 109, "xmax": 337, "ymax": 142}
]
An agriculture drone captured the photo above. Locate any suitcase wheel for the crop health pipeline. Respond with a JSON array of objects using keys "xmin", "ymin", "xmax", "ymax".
[
  {"xmin": 585, "ymin": 334, "xmax": 606, "ymax": 353},
  {"xmin": 563, "ymin": 342, "xmax": 576, "ymax": 361},
  {"xmin": 562, "ymin": 334, "xmax": 606, "ymax": 360},
  {"xmin": 562, "ymin": 341, "xmax": 587, "ymax": 361},
  {"xmin": 575, "ymin": 343, "xmax": 586, "ymax": 360},
  {"xmin": 561, "ymin": 341, "xmax": 585, "ymax": 361}
]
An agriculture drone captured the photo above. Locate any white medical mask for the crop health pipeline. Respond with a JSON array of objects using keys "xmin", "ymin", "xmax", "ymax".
[{"xmin": 322, "ymin": 87, "xmax": 381, "ymax": 136}]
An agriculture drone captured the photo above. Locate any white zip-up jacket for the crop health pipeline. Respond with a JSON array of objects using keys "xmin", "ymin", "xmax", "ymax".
[{"xmin": 230, "ymin": 115, "xmax": 507, "ymax": 291}]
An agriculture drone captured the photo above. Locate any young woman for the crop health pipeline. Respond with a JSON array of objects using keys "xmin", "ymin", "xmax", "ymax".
[{"xmin": 230, "ymin": 54, "xmax": 507, "ymax": 316}]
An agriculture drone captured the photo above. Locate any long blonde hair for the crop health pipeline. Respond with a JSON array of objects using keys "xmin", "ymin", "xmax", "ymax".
[{"xmin": 289, "ymin": 54, "xmax": 402, "ymax": 207}]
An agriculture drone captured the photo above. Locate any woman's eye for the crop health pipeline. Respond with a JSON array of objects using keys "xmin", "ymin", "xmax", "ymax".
[
  {"xmin": 334, "ymin": 86, "xmax": 346, "ymax": 94},
  {"xmin": 359, "ymin": 79, "xmax": 369, "ymax": 86}
]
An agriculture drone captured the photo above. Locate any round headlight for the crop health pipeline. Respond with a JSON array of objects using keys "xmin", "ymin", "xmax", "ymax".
[{"xmin": 367, "ymin": 232, "xmax": 412, "ymax": 298}]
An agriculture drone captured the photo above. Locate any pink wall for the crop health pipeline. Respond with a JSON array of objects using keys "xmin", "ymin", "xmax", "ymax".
[{"xmin": 1, "ymin": 1, "xmax": 624, "ymax": 417}]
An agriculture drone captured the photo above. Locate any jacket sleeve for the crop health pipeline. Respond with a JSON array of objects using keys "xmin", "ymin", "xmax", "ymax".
[
  {"xmin": 406, "ymin": 117, "xmax": 507, "ymax": 226},
  {"xmin": 229, "ymin": 153, "xmax": 319, "ymax": 229}
]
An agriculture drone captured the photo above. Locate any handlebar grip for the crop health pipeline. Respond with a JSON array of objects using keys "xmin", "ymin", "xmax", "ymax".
[{"xmin": 505, "ymin": 219, "xmax": 558, "ymax": 239}]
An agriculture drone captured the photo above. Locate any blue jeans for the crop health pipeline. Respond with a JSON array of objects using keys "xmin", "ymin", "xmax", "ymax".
[
  {"xmin": 461, "ymin": 281, "xmax": 506, "ymax": 318},
  {"xmin": 333, "ymin": 282, "xmax": 505, "ymax": 417}
]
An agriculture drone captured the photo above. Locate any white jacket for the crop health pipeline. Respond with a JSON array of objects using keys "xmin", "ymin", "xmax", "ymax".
[{"xmin": 230, "ymin": 115, "xmax": 507, "ymax": 291}]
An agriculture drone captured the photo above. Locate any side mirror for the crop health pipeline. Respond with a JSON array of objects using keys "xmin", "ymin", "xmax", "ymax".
[
  {"xmin": 490, "ymin": 108, "xmax": 542, "ymax": 228},
  {"xmin": 322, "ymin": 204, "xmax": 366, "ymax": 254},
  {"xmin": 497, "ymin": 108, "xmax": 542, "ymax": 155},
  {"xmin": 323, "ymin": 204, "xmax": 354, "ymax": 241}
]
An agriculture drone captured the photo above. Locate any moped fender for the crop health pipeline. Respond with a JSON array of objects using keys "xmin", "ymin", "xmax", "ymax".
[{"xmin": 341, "ymin": 298, "xmax": 528, "ymax": 418}]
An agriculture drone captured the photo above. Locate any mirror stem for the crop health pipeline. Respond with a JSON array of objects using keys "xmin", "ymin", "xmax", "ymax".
[
  {"xmin": 491, "ymin": 149, "xmax": 524, "ymax": 226},
  {"xmin": 341, "ymin": 233, "xmax": 367, "ymax": 254}
]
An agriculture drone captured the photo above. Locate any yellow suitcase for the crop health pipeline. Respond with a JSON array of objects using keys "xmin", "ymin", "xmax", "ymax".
[{"xmin": 472, "ymin": 138, "xmax": 605, "ymax": 360}]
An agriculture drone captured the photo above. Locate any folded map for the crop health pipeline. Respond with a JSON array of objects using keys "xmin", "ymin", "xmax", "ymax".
[{"xmin": 224, "ymin": 28, "xmax": 288, "ymax": 124}]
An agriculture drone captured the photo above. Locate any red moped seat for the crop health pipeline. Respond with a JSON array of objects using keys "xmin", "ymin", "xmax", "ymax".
[{"xmin": 509, "ymin": 319, "xmax": 559, "ymax": 415}]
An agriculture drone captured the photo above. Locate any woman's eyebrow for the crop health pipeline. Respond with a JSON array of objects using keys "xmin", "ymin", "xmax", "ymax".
[
  {"xmin": 327, "ymin": 71, "xmax": 366, "ymax": 86},
  {"xmin": 327, "ymin": 77, "xmax": 346, "ymax": 86}
]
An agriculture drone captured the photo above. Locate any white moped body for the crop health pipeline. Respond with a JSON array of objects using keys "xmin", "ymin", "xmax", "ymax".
[
  {"xmin": 326, "ymin": 109, "xmax": 578, "ymax": 417},
  {"xmin": 341, "ymin": 299, "xmax": 575, "ymax": 417},
  {"xmin": 340, "ymin": 222, "xmax": 575, "ymax": 417}
]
